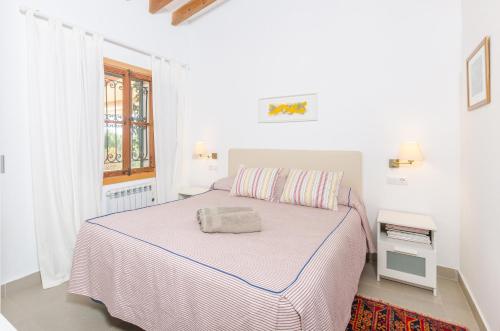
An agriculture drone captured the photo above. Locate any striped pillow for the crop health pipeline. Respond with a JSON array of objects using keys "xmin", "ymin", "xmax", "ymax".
[
  {"xmin": 279, "ymin": 169, "xmax": 344, "ymax": 210},
  {"xmin": 230, "ymin": 167, "xmax": 281, "ymax": 201}
]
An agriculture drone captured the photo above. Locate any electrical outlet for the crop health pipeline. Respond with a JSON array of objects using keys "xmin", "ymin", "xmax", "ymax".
[{"xmin": 387, "ymin": 176, "xmax": 408, "ymax": 186}]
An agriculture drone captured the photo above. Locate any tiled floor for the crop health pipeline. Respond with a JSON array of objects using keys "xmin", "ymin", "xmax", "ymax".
[{"xmin": 1, "ymin": 262, "xmax": 480, "ymax": 330}]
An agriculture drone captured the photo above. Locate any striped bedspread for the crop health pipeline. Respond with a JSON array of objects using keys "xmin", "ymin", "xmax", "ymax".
[{"xmin": 68, "ymin": 189, "xmax": 371, "ymax": 330}]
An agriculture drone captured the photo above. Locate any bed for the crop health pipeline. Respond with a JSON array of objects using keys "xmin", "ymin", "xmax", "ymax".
[{"xmin": 68, "ymin": 149, "xmax": 375, "ymax": 330}]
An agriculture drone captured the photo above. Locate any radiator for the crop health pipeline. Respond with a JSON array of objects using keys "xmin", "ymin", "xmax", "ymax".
[{"xmin": 104, "ymin": 182, "xmax": 156, "ymax": 214}]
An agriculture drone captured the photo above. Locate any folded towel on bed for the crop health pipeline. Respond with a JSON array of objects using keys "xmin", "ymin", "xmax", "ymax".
[
  {"xmin": 196, "ymin": 207, "xmax": 253, "ymax": 222},
  {"xmin": 197, "ymin": 207, "xmax": 261, "ymax": 233}
]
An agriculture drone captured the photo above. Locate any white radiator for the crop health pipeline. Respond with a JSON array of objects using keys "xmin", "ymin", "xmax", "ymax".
[{"xmin": 104, "ymin": 182, "xmax": 156, "ymax": 214}]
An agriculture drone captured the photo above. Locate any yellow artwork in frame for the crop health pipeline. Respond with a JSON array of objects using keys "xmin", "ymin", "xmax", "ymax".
[
  {"xmin": 259, "ymin": 94, "xmax": 318, "ymax": 123},
  {"xmin": 268, "ymin": 101, "xmax": 308, "ymax": 116}
]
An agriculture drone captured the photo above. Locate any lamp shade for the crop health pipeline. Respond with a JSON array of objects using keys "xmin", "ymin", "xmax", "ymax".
[
  {"xmin": 398, "ymin": 142, "xmax": 424, "ymax": 161},
  {"xmin": 194, "ymin": 141, "xmax": 208, "ymax": 156}
]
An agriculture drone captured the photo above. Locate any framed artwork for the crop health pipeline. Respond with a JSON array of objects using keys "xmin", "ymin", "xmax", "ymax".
[
  {"xmin": 258, "ymin": 94, "xmax": 318, "ymax": 123},
  {"xmin": 467, "ymin": 37, "xmax": 491, "ymax": 111}
]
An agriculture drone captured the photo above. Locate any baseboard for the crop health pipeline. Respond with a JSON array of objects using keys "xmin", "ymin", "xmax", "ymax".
[
  {"xmin": 1, "ymin": 267, "xmax": 40, "ymax": 287},
  {"xmin": 1, "ymin": 272, "xmax": 42, "ymax": 299},
  {"xmin": 437, "ymin": 265, "xmax": 458, "ymax": 281},
  {"xmin": 458, "ymin": 271, "xmax": 490, "ymax": 331}
]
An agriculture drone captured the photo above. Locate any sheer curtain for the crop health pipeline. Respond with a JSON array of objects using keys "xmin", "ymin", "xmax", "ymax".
[
  {"xmin": 152, "ymin": 57, "xmax": 188, "ymax": 203},
  {"xmin": 26, "ymin": 11, "xmax": 104, "ymax": 288}
]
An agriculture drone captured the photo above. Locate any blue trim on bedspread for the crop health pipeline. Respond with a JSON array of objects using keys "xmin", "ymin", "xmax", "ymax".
[{"xmin": 84, "ymin": 192, "xmax": 353, "ymax": 295}]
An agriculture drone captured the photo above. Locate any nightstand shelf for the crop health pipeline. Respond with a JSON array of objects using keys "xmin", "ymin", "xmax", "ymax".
[
  {"xmin": 379, "ymin": 232, "xmax": 434, "ymax": 252},
  {"xmin": 377, "ymin": 209, "xmax": 437, "ymax": 296},
  {"xmin": 178, "ymin": 186, "xmax": 210, "ymax": 199}
]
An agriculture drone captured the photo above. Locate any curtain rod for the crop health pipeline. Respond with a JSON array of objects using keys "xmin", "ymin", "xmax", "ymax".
[{"xmin": 19, "ymin": 6, "xmax": 189, "ymax": 69}]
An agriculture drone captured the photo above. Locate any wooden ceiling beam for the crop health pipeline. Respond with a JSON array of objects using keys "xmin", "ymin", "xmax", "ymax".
[
  {"xmin": 171, "ymin": 0, "xmax": 217, "ymax": 26},
  {"xmin": 149, "ymin": 0, "xmax": 175, "ymax": 14}
]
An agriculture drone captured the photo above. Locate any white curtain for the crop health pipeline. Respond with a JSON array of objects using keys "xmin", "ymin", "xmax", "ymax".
[
  {"xmin": 152, "ymin": 57, "xmax": 188, "ymax": 203},
  {"xmin": 26, "ymin": 11, "xmax": 104, "ymax": 288}
]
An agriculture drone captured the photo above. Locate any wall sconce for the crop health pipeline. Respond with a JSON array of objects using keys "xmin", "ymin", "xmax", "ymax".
[
  {"xmin": 194, "ymin": 141, "xmax": 218, "ymax": 159},
  {"xmin": 389, "ymin": 142, "xmax": 423, "ymax": 168}
]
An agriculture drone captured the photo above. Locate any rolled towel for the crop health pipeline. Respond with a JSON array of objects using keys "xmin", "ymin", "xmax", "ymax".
[{"xmin": 198, "ymin": 209, "xmax": 261, "ymax": 234}]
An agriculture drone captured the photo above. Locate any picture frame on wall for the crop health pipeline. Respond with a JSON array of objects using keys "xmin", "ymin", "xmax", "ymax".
[
  {"xmin": 466, "ymin": 37, "xmax": 491, "ymax": 111},
  {"xmin": 258, "ymin": 94, "xmax": 318, "ymax": 123}
]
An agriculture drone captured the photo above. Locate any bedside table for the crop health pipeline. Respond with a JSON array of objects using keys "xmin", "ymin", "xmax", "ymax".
[
  {"xmin": 377, "ymin": 210, "xmax": 437, "ymax": 295},
  {"xmin": 178, "ymin": 186, "xmax": 210, "ymax": 199}
]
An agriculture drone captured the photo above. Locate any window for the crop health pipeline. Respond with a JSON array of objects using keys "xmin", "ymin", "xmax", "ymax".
[{"xmin": 103, "ymin": 59, "xmax": 155, "ymax": 184}]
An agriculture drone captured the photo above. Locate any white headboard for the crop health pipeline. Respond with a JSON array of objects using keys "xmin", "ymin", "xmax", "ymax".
[{"xmin": 228, "ymin": 149, "xmax": 362, "ymax": 195}]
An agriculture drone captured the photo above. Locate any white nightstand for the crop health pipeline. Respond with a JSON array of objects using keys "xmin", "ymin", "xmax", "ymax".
[
  {"xmin": 377, "ymin": 210, "xmax": 437, "ymax": 295},
  {"xmin": 178, "ymin": 186, "xmax": 210, "ymax": 199}
]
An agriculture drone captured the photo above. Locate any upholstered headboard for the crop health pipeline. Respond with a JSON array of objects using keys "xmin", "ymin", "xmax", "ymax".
[{"xmin": 228, "ymin": 149, "xmax": 362, "ymax": 195}]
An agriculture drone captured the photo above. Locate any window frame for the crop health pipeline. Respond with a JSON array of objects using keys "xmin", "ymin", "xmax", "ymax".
[{"xmin": 103, "ymin": 58, "xmax": 155, "ymax": 185}]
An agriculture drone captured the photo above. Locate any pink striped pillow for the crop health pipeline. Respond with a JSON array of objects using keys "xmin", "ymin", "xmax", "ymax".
[
  {"xmin": 279, "ymin": 169, "xmax": 344, "ymax": 210},
  {"xmin": 230, "ymin": 166, "xmax": 281, "ymax": 201}
]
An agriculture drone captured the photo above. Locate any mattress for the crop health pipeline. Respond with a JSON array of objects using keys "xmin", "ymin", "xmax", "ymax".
[{"xmin": 68, "ymin": 189, "xmax": 372, "ymax": 330}]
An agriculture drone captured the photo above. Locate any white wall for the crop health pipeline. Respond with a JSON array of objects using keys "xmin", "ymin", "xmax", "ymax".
[
  {"xmin": 0, "ymin": 0, "xmax": 465, "ymax": 284},
  {"xmin": 184, "ymin": 0, "xmax": 462, "ymax": 268},
  {"xmin": 0, "ymin": 0, "xmax": 189, "ymax": 284},
  {"xmin": 461, "ymin": 0, "xmax": 500, "ymax": 329}
]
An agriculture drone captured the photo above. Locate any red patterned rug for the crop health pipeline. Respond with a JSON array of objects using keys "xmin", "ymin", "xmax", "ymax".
[{"xmin": 347, "ymin": 295, "xmax": 468, "ymax": 331}]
